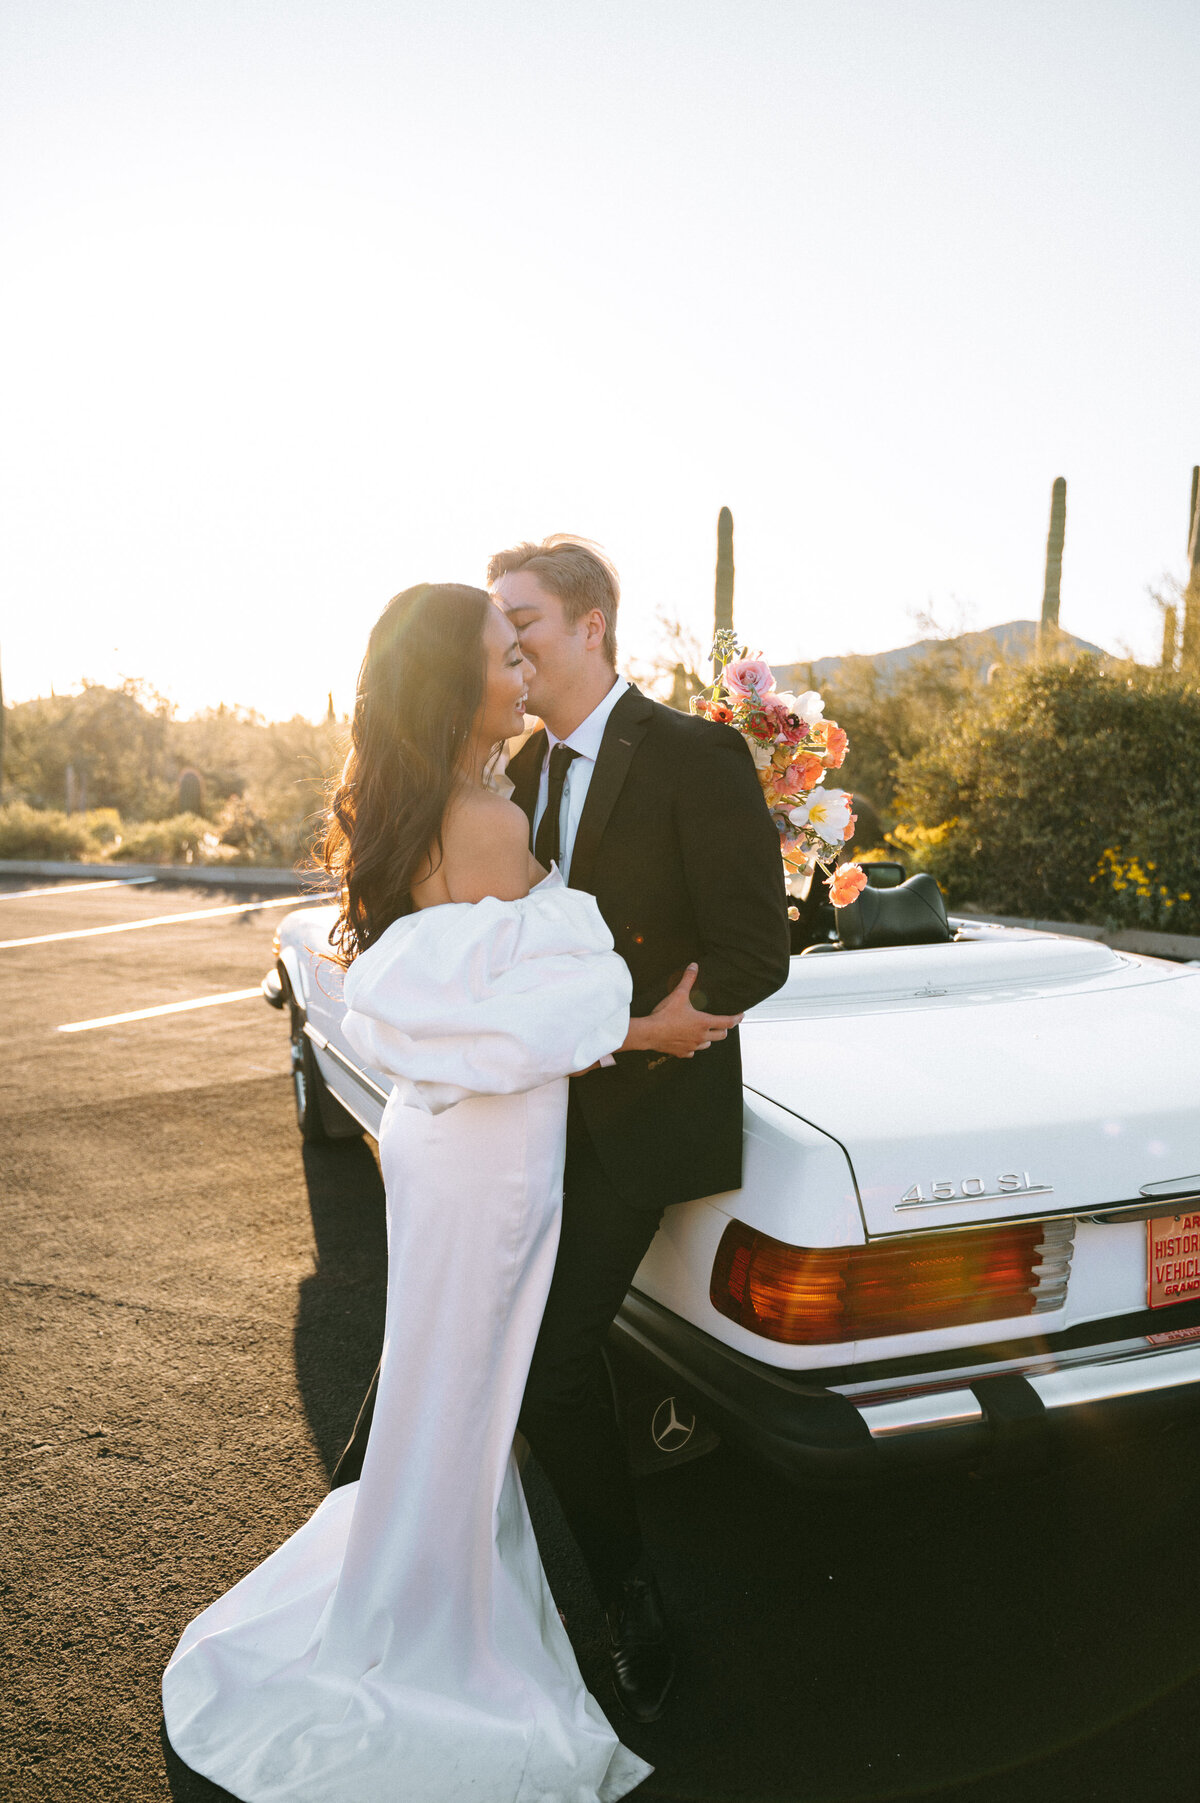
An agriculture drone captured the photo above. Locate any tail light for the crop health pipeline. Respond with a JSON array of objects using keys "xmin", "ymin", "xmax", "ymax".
[{"xmin": 710, "ymin": 1216, "xmax": 1074, "ymax": 1344}]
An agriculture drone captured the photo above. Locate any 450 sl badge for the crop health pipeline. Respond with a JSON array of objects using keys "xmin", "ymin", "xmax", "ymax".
[{"xmin": 896, "ymin": 1171, "xmax": 1053, "ymax": 1210}]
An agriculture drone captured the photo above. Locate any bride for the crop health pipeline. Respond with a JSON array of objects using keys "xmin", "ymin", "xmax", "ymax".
[{"xmin": 162, "ymin": 583, "xmax": 652, "ymax": 1802}]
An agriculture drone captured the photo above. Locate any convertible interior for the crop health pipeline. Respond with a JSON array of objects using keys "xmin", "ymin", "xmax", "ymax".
[{"xmin": 790, "ymin": 862, "xmax": 954, "ymax": 954}]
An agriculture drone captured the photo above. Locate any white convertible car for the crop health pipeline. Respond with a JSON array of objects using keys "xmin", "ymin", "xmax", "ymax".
[{"xmin": 264, "ymin": 871, "xmax": 1200, "ymax": 1481}]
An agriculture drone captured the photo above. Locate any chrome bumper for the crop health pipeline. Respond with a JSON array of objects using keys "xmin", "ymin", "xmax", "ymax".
[
  {"xmin": 615, "ymin": 1288, "xmax": 1200, "ymax": 1483},
  {"xmin": 843, "ymin": 1331, "xmax": 1200, "ymax": 1440}
]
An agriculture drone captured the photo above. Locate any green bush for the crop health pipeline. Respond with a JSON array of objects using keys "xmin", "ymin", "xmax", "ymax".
[
  {"xmin": 83, "ymin": 808, "xmax": 123, "ymax": 847},
  {"xmin": 0, "ymin": 803, "xmax": 103, "ymax": 860},
  {"xmin": 214, "ymin": 796, "xmax": 305, "ymax": 866},
  {"xmin": 3, "ymin": 685, "xmax": 347, "ymax": 851},
  {"xmin": 107, "ymin": 813, "xmax": 222, "ymax": 865},
  {"xmin": 890, "ymin": 660, "xmax": 1200, "ymax": 933}
]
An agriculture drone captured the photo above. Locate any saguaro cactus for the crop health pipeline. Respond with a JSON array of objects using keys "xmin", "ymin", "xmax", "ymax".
[
  {"xmin": 177, "ymin": 767, "xmax": 205, "ymax": 815},
  {"xmin": 1039, "ymin": 477, "xmax": 1067, "ymax": 643},
  {"xmin": 714, "ymin": 506, "xmax": 734, "ymax": 668},
  {"xmin": 1182, "ymin": 465, "xmax": 1200, "ymax": 675}
]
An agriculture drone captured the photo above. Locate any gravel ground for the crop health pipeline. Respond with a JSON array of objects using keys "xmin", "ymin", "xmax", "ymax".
[{"xmin": 4, "ymin": 878, "xmax": 1200, "ymax": 1803}]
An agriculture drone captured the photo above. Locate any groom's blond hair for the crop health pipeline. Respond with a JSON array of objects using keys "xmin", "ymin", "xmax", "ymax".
[{"xmin": 486, "ymin": 536, "xmax": 620, "ymax": 669}]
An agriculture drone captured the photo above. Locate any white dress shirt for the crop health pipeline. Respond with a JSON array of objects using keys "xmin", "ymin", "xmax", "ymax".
[{"xmin": 532, "ymin": 677, "xmax": 629, "ymax": 883}]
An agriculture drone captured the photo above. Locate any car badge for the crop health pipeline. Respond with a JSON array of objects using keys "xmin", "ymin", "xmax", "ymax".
[
  {"xmin": 651, "ymin": 1396, "xmax": 697, "ymax": 1453},
  {"xmin": 897, "ymin": 1171, "xmax": 1054, "ymax": 1210}
]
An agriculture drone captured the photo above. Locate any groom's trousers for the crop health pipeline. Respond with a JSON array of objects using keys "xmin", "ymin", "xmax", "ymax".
[{"xmin": 517, "ymin": 1092, "xmax": 664, "ymax": 1607}]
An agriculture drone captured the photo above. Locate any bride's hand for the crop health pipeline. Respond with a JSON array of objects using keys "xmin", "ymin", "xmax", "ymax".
[{"xmin": 622, "ymin": 964, "xmax": 743, "ymax": 1059}]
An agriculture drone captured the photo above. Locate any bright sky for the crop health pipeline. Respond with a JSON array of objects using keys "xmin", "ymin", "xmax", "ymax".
[{"xmin": 3, "ymin": 0, "xmax": 1197, "ymax": 720}]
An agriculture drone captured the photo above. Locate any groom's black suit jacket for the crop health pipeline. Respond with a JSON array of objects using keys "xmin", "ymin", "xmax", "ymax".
[{"xmin": 507, "ymin": 685, "xmax": 791, "ymax": 1212}]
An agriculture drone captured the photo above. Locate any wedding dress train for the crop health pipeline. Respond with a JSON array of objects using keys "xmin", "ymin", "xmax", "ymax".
[{"xmin": 162, "ymin": 871, "xmax": 650, "ymax": 1803}]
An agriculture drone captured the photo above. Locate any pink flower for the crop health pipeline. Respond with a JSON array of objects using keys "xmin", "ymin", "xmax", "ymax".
[
  {"xmin": 828, "ymin": 863, "xmax": 868, "ymax": 907},
  {"xmin": 736, "ymin": 703, "xmax": 779, "ymax": 744},
  {"xmin": 722, "ymin": 656, "xmax": 776, "ymax": 701},
  {"xmin": 790, "ymin": 690, "xmax": 825, "ymax": 727},
  {"xmin": 759, "ymin": 693, "xmax": 807, "ymax": 742},
  {"xmin": 765, "ymin": 754, "xmax": 825, "ymax": 808}
]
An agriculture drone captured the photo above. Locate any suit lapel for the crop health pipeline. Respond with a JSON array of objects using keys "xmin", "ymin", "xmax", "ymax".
[
  {"xmin": 568, "ymin": 686, "xmax": 654, "ymax": 894},
  {"xmin": 506, "ymin": 730, "xmax": 546, "ymax": 842}
]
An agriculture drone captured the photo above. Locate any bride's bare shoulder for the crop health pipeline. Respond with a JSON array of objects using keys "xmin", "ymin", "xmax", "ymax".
[{"xmin": 440, "ymin": 788, "xmax": 532, "ymax": 904}]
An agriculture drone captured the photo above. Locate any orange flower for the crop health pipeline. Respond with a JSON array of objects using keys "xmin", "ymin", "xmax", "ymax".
[
  {"xmin": 790, "ymin": 754, "xmax": 825, "ymax": 792},
  {"xmin": 828, "ymin": 862, "xmax": 867, "ymax": 907},
  {"xmin": 819, "ymin": 725, "xmax": 848, "ymax": 768},
  {"xmin": 843, "ymin": 810, "xmax": 857, "ymax": 841}
]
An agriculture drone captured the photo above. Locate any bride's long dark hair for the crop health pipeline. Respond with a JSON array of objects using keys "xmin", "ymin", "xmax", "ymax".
[{"xmin": 322, "ymin": 582, "xmax": 493, "ymax": 963}]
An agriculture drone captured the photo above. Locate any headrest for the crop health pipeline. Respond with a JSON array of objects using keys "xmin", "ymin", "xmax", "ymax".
[{"xmin": 838, "ymin": 871, "xmax": 951, "ymax": 949}]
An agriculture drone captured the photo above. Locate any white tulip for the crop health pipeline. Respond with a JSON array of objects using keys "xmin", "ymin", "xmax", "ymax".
[{"xmin": 789, "ymin": 787, "xmax": 853, "ymax": 846}]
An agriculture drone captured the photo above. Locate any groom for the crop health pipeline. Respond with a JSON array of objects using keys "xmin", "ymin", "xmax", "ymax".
[
  {"xmin": 332, "ymin": 537, "xmax": 790, "ymax": 1721},
  {"xmin": 490, "ymin": 537, "xmax": 791, "ymax": 1720}
]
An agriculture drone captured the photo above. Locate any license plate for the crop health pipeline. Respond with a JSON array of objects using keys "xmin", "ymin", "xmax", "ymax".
[{"xmin": 1147, "ymin": 1212, "xmax": 1200, "ymax": 1308}]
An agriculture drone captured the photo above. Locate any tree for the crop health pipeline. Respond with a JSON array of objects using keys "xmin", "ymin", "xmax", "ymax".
[
  {"xmin": 815, "ymin": 611, "xmax": 1007, "ymax": 830},
  {"xmin": 621, "ymin": 609, "xmax": 706, "ymax": 709},
  {"xmin": 890, "ymin": 658, "xmax": 1200, "ymax": 931},
  {"xmin": 4, "ymin": 680, "xmax": 175, "ymax": 817}
]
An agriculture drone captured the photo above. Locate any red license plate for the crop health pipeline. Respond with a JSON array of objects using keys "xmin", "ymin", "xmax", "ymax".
[{"xmin": 1147, "ymin": 1212, "xmax": 1200, "ymax": 1308}]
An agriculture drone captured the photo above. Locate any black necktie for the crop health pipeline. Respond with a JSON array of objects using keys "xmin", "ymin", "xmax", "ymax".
[{"xmin": 534, "ymin": 745, "xmax": 580, "ymax": 872}]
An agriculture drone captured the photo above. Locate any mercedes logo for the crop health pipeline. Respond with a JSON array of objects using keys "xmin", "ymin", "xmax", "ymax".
[{"xmin": 651, "ymin": 1396, "xmax": 696, "ymax": 1454}]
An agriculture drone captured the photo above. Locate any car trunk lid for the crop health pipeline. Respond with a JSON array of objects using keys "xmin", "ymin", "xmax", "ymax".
[{"xmin": 742, "ymin": 937, "xmax": 1200, "ymax": 1238}]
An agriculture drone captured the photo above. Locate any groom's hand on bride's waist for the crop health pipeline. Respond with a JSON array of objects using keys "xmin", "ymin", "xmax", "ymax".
[{"xmin": 620, "ymin": 964, "xmax": 743, "ymax": 1061}]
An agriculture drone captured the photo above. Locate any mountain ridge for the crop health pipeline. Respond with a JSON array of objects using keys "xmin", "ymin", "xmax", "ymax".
[{"xmin": 771, "ymin": 619, "xmax": 1106, "ymax": 693}]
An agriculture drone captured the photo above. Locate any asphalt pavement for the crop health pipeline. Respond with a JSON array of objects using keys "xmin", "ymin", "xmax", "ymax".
[{"xmin": 4, "ymin": 875, "xmax": 1200, "ymax": 1803}]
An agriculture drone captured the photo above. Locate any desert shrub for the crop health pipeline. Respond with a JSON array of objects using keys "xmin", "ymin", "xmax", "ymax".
[
  {"xmin": 890, "ymin": 660, "xmax": 1200, "ymax": 932},
  {"xmin": 0, "ymin": 803, "xmax": 103, "ymax": 860},
  {"xmin": 175, "ymin": 707, "xmax": 345, "ymax": 864},
  {"xmin": 1089, "ymin": 848, "xmax": 1194, "ymax": 932},
  {"xmin": 6, "ymin": 684, "xmax": 347, "ymax": 856},
  {"xmin": 107, "ymin": 813, "xmax": 221, "ymax": 864},
  {"xmin": 83, "ymin": 808, "xmax": 123, "ymax": 846},
  {"xmin": 214, "ymin": 797, "xmax": 302, "ymax": 866}
]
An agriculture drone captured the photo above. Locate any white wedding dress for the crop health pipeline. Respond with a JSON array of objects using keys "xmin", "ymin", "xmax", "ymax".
[{"xmin": 162, "ymin": 871, "xmax": 651, "ymax": 1803}]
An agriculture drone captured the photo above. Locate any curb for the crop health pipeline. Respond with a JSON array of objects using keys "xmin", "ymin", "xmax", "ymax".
[
  {"xmin": 0, "ymin": 859, "xmax": 328, "ymax": 893},
  {"xmin": 957, "ymin": 908, "xmax": 1200, "ymax": 962},
  {"xmin": 4, "ymin": 863, "xmax": 1197, "ymax": 958}
]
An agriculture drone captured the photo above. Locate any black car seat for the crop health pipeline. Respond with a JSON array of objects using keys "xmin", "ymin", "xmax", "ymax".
[{"xmin": 837, "ymin": 871, "xmax": 951, "ymax": 949}]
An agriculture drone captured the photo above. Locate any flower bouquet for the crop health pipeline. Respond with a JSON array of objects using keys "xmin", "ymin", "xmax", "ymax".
[{"xmin": 689, "ymin": 630, "xmax": 867, "ymax": 912}]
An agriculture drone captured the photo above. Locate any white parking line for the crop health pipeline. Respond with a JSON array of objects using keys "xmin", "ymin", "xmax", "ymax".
[
  {"xmin": 0, "ymin": 892, "xmax": 333, "ymax": 950},
  {"xmin": 0, "ymin": 876, "xmax": 158, "ymax": 901},
  {"xmin": 57, "ymin": 988, "xmax": 264, "ymax": 1033}
]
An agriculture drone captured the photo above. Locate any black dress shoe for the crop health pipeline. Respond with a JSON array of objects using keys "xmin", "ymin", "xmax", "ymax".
[{"xmin": 605, "ymin": 1574, "xmax": 675, "ymax": 1723}]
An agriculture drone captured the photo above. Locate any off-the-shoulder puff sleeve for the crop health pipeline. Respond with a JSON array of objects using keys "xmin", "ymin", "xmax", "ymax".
[{"xmin": 340, "ymin": 876, "xmax": 632, "ymax": 1114}]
